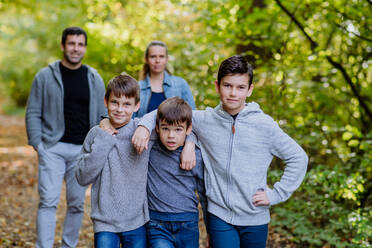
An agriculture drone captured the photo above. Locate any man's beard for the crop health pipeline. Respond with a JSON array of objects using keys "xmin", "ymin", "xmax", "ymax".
[{"xmin": 64, "ymin": 52, "xmax": 84, "ymax": 65}]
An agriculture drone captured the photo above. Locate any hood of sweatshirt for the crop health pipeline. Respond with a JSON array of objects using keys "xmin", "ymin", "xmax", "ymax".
[
  {"xmin": 214, "ymin": 101, "xmax": 263, "ymax": 120},
  {"xmin": 47, "ymin": 61, "xmax": 64, "ymax": 89},
  {"xmin": 48, "ymin": 60, "xmax": 61, "ymax": 72}
]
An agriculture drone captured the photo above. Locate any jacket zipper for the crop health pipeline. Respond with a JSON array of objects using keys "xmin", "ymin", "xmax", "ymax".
[{"xmin": 226, "ymin": 117, "xmax": 236, "ymax": 223}]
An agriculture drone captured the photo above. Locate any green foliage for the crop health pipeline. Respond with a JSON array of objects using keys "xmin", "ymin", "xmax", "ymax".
[
  {"xmin": 1, "ymin": 0, "xmax": 371, "ymax": 246},
  {"xmin": 269, "ymin": 162, "xmax": 371, "ymax": 247},
  {"xmin": 187, "ymin": 0, "xmax": 372, "ymax": 246}
]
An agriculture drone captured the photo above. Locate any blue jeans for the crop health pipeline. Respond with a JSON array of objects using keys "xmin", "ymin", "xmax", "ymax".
[
  {"xmin": 146, "ymin": 219, "xmax": 199, "ymax": 248},
  {"xmin": 94, "ymin": 225, "xmax": 147, "ymax": 248},
  {"xmin": 207, "ymin": 213, "xmax": 268, "ymax": 248}
]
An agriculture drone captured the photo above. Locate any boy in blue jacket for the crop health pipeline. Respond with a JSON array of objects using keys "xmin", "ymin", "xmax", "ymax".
[{"xmin": 133, "ymin": 55, "xmax": 308, "ymax": 248}]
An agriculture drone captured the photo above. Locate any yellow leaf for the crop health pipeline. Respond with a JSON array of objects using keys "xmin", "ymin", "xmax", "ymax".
[
  {"xmin": 357, "ymin": 184, "xmax": 364, "ymax": 192},
  {"xmin": 348, "ymin": 139, "xmax": 359, "ymax": 147},
  {"xmin": 342, "ymin": 132, "xmax": 353, "ymax": 141}
]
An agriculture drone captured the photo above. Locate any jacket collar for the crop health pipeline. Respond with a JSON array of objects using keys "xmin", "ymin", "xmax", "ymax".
[
  {"xmin": 142, "ymin": 71, "xmax": 171, "ymax": 89},
  {"xmin": 48, "ymin": 61, "xmax": 63, "ymax": 88},
  {"xmin": 49, "ymin": 60, "xmax": 62, "ymax": 74},
  {"xmin": 214, "ymin": 102, "xmax": 262, "ymax": 119},
  {"xmin": 49, "ymin": 60, "xmax": 93, "ymax": 76},
  {"xmin": 48, "ymin": 60, "xmax": 95, "ymax": 90}
]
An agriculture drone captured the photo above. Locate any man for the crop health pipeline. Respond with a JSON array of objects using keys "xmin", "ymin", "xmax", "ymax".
[{"xmin": 26, "ymin": 26, "xmax": 106, "ymax": 248}]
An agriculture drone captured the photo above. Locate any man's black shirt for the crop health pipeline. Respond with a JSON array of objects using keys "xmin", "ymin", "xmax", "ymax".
[{"xmin": 59, "ymin": 62, "xmax": 90, "ymax": 145}]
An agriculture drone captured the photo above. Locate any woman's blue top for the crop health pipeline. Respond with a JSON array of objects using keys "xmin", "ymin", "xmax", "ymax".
[
  {"xmin": 133, "ymin": 71, "xmax": 196, "ymax": 118},
  {"xmin": 147, "ymin": 92, "xmax": 166, "ymax": 113}
]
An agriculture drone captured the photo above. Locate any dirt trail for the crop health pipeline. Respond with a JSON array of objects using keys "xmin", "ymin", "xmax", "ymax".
[
  {"xmin": 0, "ymin": 114, "xmax": 291, "ymax": 248},
  {"xmin": 0, "ymin": 115, "xmax": 94, "ymax": 247}
]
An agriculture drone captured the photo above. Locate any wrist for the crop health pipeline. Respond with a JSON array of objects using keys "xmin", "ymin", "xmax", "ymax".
[{"xmin": 184, "ymin": 140, "xmax": 195, "ymax": 147}]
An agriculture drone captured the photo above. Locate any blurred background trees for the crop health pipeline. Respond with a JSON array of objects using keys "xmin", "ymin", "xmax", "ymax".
[{"xmin": 0, "ymin": 0, "xmax": 371, "ymax": 246}]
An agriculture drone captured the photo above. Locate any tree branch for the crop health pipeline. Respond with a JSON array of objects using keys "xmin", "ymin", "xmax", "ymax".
[
  {"xmin": 326, "ymin": 56, "xmax": 372, "ymax": 122},
  {"xmin": 336, "ymin": 23, "xmax": 372, "ymax": 43},
  {"xmin": 275, "ymin": 0, "xmax": 372, "ymax": 124},
  {"xmin": 308, "ymin": 99, "xmax": 347, "ymax": 167},
  {"xmin": 274, "ymin": 0, "xmax": 318, "ymax": 49},
  {"xmin": 325, "ymin": 26, "xmax": 336, "ymax": 48}
]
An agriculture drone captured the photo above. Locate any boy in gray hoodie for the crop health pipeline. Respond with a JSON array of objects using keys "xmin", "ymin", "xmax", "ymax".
[
  {"xmin": 76, "ymin": 74, "xmax": 155, "ymax": 248},
  {"xmin": 134, "ymin": 55, "xmax": 308, "ymax": 248}
]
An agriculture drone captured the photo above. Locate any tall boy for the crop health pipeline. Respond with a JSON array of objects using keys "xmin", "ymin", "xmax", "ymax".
[
  {"xmin": 134, "ymin": 55, "xmax": 308, "ymax": 248},
  {"xmin": 75, "ymin": 74, "xmax": 154, "ymax": 248},
  {"xmin": 146, "ymin": 97, "xmax": 206, "ymax": 248},
  {"xmin": 25, "ymin": 26, "xmax": 106, "ymax": 248}
]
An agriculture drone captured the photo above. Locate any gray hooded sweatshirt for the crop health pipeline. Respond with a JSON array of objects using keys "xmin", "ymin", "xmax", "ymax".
[
  {"xmin": 139, "ymin": 102, "xmax": 308, "ymax": 226},
  {"xmin": 25, "ymin": 61, "xmax": 106, "ymax": 149}
]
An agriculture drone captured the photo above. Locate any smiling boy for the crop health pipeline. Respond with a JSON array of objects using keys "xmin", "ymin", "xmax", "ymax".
[
  {"xmin": 135, "ymin": 55, "xmax": 308, "ymax": 247},
  {"xmin": 76, "ymin": 74, "xmax": 154, "ymax": 248}
]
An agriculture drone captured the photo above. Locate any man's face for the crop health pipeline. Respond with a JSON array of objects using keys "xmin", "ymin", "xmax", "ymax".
[
  {"xmin": 215, "ymin": 73, "xmax": 254, "ymax": 115},
  {"xmin": 61, "ymin": 34, "xmax": 86, "ymax": 68},
  {"xmin": 104, "ymin": 93, "xmax": 139, "ymax": 128},
  {"xmin": 145, "ymin": 45, "xmax": 168, "ymax": 75},
  {"xmin": 156, "ymin": 120, "xmax": 191, "ymax": 151}
]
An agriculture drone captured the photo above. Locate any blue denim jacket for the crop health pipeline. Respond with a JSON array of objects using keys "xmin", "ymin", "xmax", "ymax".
[{"xmin": 133, "ymin": 71, "xmax": 196, "ymax": 118}]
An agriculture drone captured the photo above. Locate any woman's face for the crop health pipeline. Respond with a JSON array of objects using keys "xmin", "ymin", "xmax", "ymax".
[{"xmin": 146, "ymin": 45, "xmax": 168, "ymax": 74}]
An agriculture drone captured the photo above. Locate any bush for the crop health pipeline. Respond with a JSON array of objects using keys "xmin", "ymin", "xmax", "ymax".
[{"xmin": 269, "ymin": 163, "xmax": 371, "ymax": 247}]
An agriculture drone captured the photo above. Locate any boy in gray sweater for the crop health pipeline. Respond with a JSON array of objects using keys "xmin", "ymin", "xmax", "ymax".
[
  {"xmin": 76, "ymin": 74, "xmax": 154, "ymax": 248},
  {"xmin": 134, "ymin": 55, "xmax": 308, "ymax": 248},
  {"xmin": 146, "ymin": 97, "xmax": 206, "ymax": 248}
]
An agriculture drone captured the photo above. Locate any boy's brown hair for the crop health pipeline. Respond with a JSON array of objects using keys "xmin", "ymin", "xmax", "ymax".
[
  {"xmin": 105, "ymin": 73, "xmax": 140, "ymax": 103},
  {"xmin": 156, "ymin": 97, "xmax": 192, "ymax": 128},
  {"xmin": 217, "ymin": 55, "xmax": 253, "ymax": 87}
]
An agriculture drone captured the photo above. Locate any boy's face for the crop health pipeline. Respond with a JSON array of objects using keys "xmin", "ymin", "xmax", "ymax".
[
  {"xmin": 104, "ymin": 93, "xmax": 139, "ymax": 128},
  {"xmin": 215, "ymin": 73, "xmax": 254, "ymax": 115},
  {"xmin": 156, "ymin": 120, "xmax": 192, "ymax": 151}
]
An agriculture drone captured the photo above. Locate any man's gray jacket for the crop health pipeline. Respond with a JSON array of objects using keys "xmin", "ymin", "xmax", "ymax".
[{"xmin": 26, "ymin": 61, "xmax": 106, "ymax": 149}]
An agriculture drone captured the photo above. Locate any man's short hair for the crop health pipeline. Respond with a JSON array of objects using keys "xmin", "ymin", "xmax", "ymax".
[
  {"xmin": 217, "ymin": 55, "xmax": 253, "ymax": 86},
  {"xmin": 105, "ymin": 73, "xmax": 140, "ymax": 104},
  {"xmin": 61, "ymin": 27, "xmax": 88, "ymax": 46},
  {"xmin": 156, "ymin": 97, "xmax": 192, "ymax": 128}
]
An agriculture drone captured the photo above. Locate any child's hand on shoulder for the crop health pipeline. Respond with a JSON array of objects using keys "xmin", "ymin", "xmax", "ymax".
[
  {"xmin": 180, "ymin": 140, "xmax": 196, "ymax": 170},
  {"xmin": 252, "ymin": 188, "xmax": 270, "ymax": 206},
  {"xmin": 99, "ymin": 118, "xmax": 117, "ymax": 135},
  {"xmin": 132, "ymin": 126, "xmax": 150, "ymax": 153}
]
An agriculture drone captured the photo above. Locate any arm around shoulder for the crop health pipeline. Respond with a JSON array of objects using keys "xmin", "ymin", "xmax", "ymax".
[
  {"xmin": 137, "ymin": 110, "xmax": 158, "ymax": 131},
  {"xmin": 267, "ymin": 121, "xmax": 308, "ymax": 206}
]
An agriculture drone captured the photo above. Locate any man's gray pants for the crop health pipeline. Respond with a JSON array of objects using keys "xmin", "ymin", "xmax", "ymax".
[{"xmin": 36, "ymin": 142, "xmax": 86, "ymax": 248}]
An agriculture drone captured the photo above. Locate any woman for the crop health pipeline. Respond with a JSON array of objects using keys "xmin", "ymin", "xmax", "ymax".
[{"xmin": 134, "ymin": 41, "xmax": 196, "ymax": 118}]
